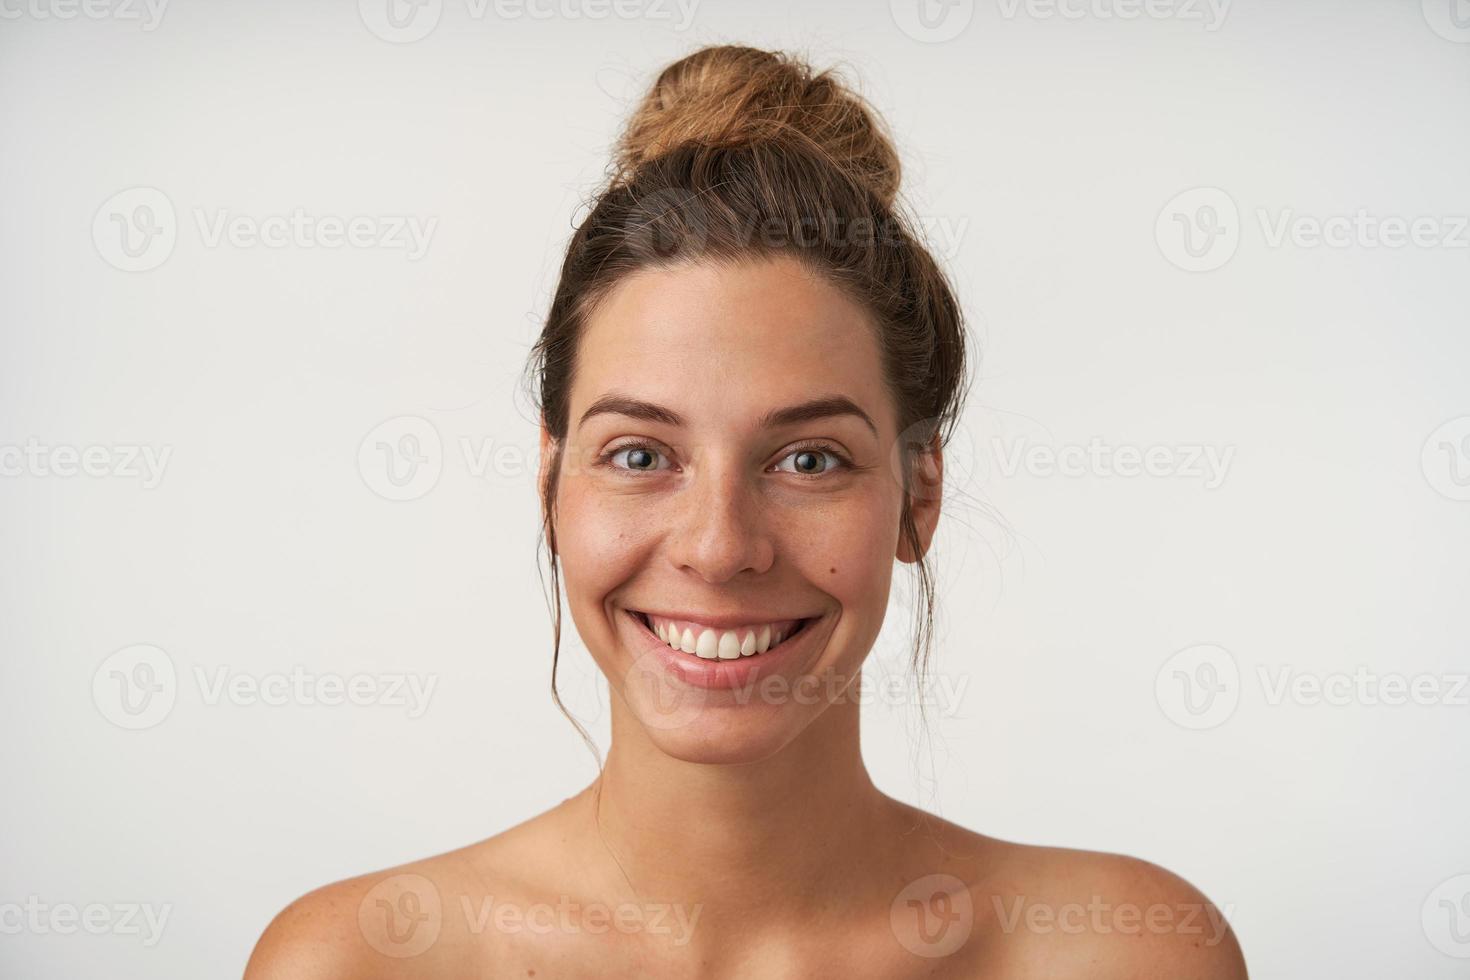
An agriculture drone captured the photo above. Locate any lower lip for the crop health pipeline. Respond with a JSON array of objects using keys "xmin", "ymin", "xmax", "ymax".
[{"xmin": 622, "ymin": 609, "xmax": 816, "ymax": 690}]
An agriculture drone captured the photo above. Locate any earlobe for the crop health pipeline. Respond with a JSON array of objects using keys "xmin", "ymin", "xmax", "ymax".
[{"xmin": 896, "ymin": 443, "xmax": 943, "ymax": 564}]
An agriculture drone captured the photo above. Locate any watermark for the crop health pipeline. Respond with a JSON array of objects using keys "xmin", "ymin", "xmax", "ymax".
[
  {"xmin": 355, "ymin": 873, "xmax": 703, "ymax": 959},
  {"xmin": 359, "ymin": 416, "xmax": 444, "ymax": 501},
  {"xmin": 0, "ymin": 439, "xmax": 172, "ymax": 488},
  {"xmin": 1257, "ymin": 209, "xmax": 1469, "ymax": 251},
  {"xmin": 0, "ymin": 897, "xmax": 171, "ymax": 947},
  {"xmin": 1157, "ymin": 644, "xmax": 1469, "ymax": 730},
  {"xmin": 0, "ymin": 0, "xmax": 168, "ymax": 29},
  {"xmin": 890, "ymin": 0, "xmax": 975, "ymax": 44},
  {"xmin": 890, "ymin": 874, "xmax": 974, "ymax": 958},
  {"xmin": 985, "ymin": 436, "xmax": 1234, "ymax": 489},
  {"xmin": 460, "ymin": 895, "xmax": 701, "ymax": 945},
  {"xmin": 991, "ymin": 894, "xmax": 1233, "ymax": 945},
  {"xmin": 359, "ymin": 875, "xmax": 441, "ymax": 958},
  {"xmin": 92, "ymin": 644, "xmax": 177, "ymax": 730},
  {"xmin": 619, "ymin": 655, "xmax": 973, "ymax": 732},
  {"xmin": 92, "ymin": 187, "xmax": 176, "ymax": 273},
  {"xmin": 364, "ymin": 419, "xmax": 980, "ymax": 500},
  {"xmin": 1156, "ymin": 187, "xmax": 1240, "ymax": 272},
  {"xmin": 1422, "ymin": 416, "xmax": 1470, "ymax": 502},
  {"xmin": 93, "ymin": 187, "xmax": 437, "ymax": 272},
  {"xmin": 995, "ymin": 0, "xmax": 1230, "ymax": 30},
  {"xmin": 1422, "ymin": 0, "xmax": 1470, "ymax": 43},
  {"xmin": 1156, "ymin": 643, "xmax": 1240, "ymax": 730},
  {"xmin": 194, "ymin": 208, "xmax": 436, "ymax": 260},
  {"xmin": 358, "ymin": 0, "xmax": 700, "ymax": 43},
  {"xmin": 1423, "ymin": 874, "xmax": 1470, "ymax": 958},
  {"xmin": 194, "ymin": 665, "xmax": 437, "ymax": 718},
  {"xmin": 1258, "ymin": 665, "xmax": 1468, "ymax": 709},
  {"xmin": 92, "ymin": 645, "xmax": 438, "ymax": 729},
  {"xmin": 619, "ymin": 187, "xmax": 969, "ymax": 264},
  {"xmin": 1158, "ymin": 187, "xmax": 1470, "ymax": 272}
]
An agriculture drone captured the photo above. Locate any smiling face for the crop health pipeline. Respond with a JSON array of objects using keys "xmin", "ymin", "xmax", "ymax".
[{"xmin": 543, "ymin": 255, "xmax": 940, "ymax": 764}]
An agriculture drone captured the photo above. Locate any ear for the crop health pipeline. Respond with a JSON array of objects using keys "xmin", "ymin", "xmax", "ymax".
[{"xmin": 896, "ymin": 439, "xmax": 943, "ymax": 564}]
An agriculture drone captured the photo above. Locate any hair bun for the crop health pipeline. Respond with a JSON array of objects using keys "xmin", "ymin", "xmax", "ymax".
[{"xmin": 615, "ymin": 45, "xmax": 902, "ymax": 208}]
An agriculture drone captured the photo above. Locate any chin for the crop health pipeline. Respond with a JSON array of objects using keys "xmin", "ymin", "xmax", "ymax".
[{"xmin": 635, "ymin": 704, "xmax": 815, "ymax": 765}]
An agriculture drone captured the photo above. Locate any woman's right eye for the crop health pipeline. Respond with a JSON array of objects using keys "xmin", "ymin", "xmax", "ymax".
[{"xmin": 605, "ymin": 445, "xmax": 670, "ymax": 472}]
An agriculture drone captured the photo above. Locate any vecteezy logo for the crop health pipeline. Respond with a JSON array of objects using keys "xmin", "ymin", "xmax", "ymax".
[
  {"xmin": 890, "ymin": 873, "xmax": 974, "ymax": 958},
  {"xmin": 1422, "ymin": 416, "xmax": 1470, "ymax": 502},
  {"xmin": 621, "ymin": 186, "xmax": 710, "ymax": 262},
  {"xmin": 1423, "ymin": 0, "xmax": 1470, "ymax": 42},
  {"xmin": 619, "ymin": 649, "xmax": 712, "ymax": 732},
  {"xmin": 359, "ymin": 0, "xmax": 443, "ymax": 43},
  {"xmin": 358, "ymin": 874, "xmax": 442, "ymax": 958},
  {"xmin": 1155, "ymin": 187, "xmax": 1240, "ymax": 272},
  {"xmin": 92, "ymin": 187, "xmax": 177, "ymax": 272},
  {"xmin": 358, "ymin": 416, "xmax": 443, "ymax": 501},
  {"xmin": 890, "ymin": 0, "xmax": 974, "ymax": 43},
  {"xmin": 92, "ymin": 644, "xmax": 178, "ymax": 730},
  {"xmin": 1423, "ymin": 874, "xmax": 1470, "ymax": 958},
  {"xmin": 1155, "ymin": 643, "xmax": 1240, "ymax": 730}
]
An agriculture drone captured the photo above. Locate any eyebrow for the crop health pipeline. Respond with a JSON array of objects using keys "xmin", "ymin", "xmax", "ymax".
[{"xmin": 577, "ymin": 393, "xmax": 878, "ymax": 436}]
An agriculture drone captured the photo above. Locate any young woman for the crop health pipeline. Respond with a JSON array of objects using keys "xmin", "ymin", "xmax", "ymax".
[{"xmin": 247, "ymin": 45, "xmax": 1247, "ymax": 978}]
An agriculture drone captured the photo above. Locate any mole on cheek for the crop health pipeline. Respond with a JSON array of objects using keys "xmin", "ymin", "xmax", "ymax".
[{"xmin": 829, "ymin": 567, "xmax": 837, "ymax": 574}]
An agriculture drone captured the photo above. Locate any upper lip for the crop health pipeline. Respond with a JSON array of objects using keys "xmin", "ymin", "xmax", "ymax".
[{"xmin": 626, "ymin": 608, "xmax": 815, "ymax": 629}]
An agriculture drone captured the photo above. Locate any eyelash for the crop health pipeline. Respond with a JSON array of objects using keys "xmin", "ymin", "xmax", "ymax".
[{"xmin": 596, "ymin": 440, "xmax": 853, "ymax": 478}]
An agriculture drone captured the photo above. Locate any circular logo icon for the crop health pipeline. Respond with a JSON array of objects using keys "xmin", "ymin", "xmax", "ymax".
[
  {"xmin": 1155, "ymin": 187, "xmax": 1240, "ymax": 272},
  {"xmin": 620, "ymin": 186, "xmax": 710, "ymax": 263},
  {"xmin": 359, "ymin": 0, "xmax": 443, "ymax": 43},
  {"xmin": 358, "ymin": 416, "xmax": 443, "ymax": 501},
  {"xmin": 92, "ymin": 644, "xmax": 177, "ymax": 730},
  {"xmin": 1155, "ymin": 643, "xmax": 1240, "ymax": 730},
  {"xmin": 890, "ymin": 0, "xmax": 975, "ymax": 43},
  {"xmin": 93, "ymin": 187, "xmax": 177, "ymax": 273},
  {"xmin": 1423, "ymin": 874, "xmax": 1470, "ymax": 958},
  {"xmin": 1421, "ymin": 416, "xmax": 1470, "ymax": 502},
  {"xmin": 886, "ymin": 415, "xmax": 985, "ymax": 508},
  {"xmin": 890, "ymin": 873, "xmax": 974, "ymax": 958},
  {"xmin": 1423, "ymin": 0, "xmax": 1470, "ymax": 43},
  {"xmin": 618, "ymin": 648, "xmax": 714, "ymax": 732},
  {"xmin": 358, "ymin": 873, "xmax": 443, "ymax": 958}
]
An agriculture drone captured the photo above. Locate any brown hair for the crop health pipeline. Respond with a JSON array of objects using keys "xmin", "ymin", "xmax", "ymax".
[{"xmin": 524, "ymin": 45, "xmax": 971, "ymax": 745}]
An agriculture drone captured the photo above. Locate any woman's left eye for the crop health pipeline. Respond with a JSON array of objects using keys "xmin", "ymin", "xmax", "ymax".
[{"xmin": 774, "ymin": 447, "xmax": 847, "ymax": 476}]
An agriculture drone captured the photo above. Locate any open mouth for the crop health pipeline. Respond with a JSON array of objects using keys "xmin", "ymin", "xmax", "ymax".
[{"xmin": 627, "ymin": 610, "xmax": 814, "ymax": 660}]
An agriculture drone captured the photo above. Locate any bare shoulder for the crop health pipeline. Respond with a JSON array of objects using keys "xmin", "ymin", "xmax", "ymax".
[
  {"xmin": 245, "ymin": 801, "xmax": 579, "ymax": 979},
  {"xmin": 992, "ymin": 841, "xmax": 1247, "ymax": 978},
  {"xmin": 890, "ymin": 807, "xmax": 1247, "ymax": 978}
]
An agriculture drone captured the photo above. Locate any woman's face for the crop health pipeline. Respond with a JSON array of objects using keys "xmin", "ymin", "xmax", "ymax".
[{"xmin": 545, "ymin": 255, "xmax": 940, "ymax": 764}]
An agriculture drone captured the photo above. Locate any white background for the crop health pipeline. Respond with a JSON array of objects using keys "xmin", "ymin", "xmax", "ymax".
[{"xmin": 2, "ymin": 0, "xmax": 1468, "ymax": 976}]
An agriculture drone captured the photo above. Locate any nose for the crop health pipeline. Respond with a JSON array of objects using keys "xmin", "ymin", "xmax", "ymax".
[{"xmin": 668, "ymin": 454, "xmax": 776, "ymax": 584}]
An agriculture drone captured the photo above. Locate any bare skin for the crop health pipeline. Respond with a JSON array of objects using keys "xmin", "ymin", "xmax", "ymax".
[{"xmin": 246, "ymin": 256, "xmax": 1248, "ymax": 979}]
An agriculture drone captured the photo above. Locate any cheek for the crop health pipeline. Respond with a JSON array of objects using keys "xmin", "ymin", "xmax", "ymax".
[
  {"xmin": 771, "ymin": 488, "xmax": 902, "ymax": 623},
  {"xmin": 553, "ymin": 477, "xmax": 655, "ymax": 610}
]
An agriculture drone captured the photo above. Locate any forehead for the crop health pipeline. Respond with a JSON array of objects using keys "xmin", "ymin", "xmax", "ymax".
[{"xmin": 572, "ymin": 257, "xmax": 893, "ymax": 432}]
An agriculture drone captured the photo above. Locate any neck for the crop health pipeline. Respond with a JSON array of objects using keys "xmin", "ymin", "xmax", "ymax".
[{"xmin": 578, "ymin": 699, "xmax": 903, "ymax": 917}]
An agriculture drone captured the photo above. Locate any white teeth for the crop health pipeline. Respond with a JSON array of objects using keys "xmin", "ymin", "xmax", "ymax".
[
  {"xmin": 644, "ymin": 614, "xmax": 805, "ymax": 659},
  {"xmin": 717, "ymin": 631, "xmax": 741, "ymax": 659}
]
